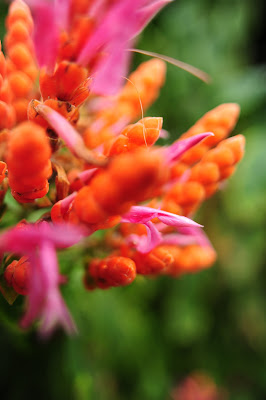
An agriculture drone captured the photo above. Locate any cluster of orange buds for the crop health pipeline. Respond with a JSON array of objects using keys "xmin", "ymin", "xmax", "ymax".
[
  {"xmin": 131, "ymin": 244, "xmax": 216, "ymax": 277},
  {"xmin": 6, "ymin": 121, "xmax": 52, "ymax": 202},
  {"xmin": 4, "ymin": 0, "xmax": 38, "ymax": 123},
  {"xmin": 107, "ymin": 116, "xmax": 163, "ymax": 156},
  {"xmin": 162, "ymin": 104, "xmax": 244, "ymax": 216},
  {"xmin": 0, "ymin": 0, "xmax": 246, "ymax": 335},
  {"xmin": 0, "ymin": 42, "xmax": 15, "ymax": 130},
  {"xmin": 83, "ymin": 59, "xmax": 166, "ymax": 150}
]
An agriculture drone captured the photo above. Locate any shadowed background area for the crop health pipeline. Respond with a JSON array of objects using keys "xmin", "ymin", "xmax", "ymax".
[{"xmin": 0, "ymin": 0, "xmax": 265, "ymax": 399}]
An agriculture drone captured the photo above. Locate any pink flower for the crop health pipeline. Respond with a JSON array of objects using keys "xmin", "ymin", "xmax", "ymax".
[
  {"xmin": 0, "ymin": 222, "xmax": 84, "ymax": 337},
  {"xmin": 27, "ymin": 0, "xmax": 172, "ymax": 94},
  {"xmin": 165, "ymin": 132, "xmax": 214, "ymax": 164},
  {"xmin": 121, "ymin": 206, "xmax": 203, "ymax": 253},
  {"xmin": 77, "ymin": 0, "xmax": 173, "ymax": 94}
]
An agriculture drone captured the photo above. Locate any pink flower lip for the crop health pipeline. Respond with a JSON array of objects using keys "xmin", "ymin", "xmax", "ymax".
[
  {"xmin": 122, "ymin": 206, "xmax": 203, "ymax": 253},
  {"xmin": 165, "ymin": 132, "xmax": 214, "ymax": 164},
  {"xmin": 122, "ymin": 206, "xmax": 203, "ymax": 228},
  {"xmin": 0, "ymin": 222, "xmax": 85, "ymax": 336}
]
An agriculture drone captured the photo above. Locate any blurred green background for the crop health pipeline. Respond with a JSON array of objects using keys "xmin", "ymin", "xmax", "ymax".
[{"xmin": 0, "ymin": 0, "xmax": 265, "ymax": 399}]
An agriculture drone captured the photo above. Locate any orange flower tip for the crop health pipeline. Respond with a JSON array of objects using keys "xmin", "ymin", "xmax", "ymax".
[{"xmin": 86, "ymin": 256, "xmax": 136, "ymax": 289}]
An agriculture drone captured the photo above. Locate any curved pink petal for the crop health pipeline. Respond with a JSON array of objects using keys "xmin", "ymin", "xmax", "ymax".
[
  {"xmin": 165, "ymin": 132, "xmax": 214, "ymax": 164},
  {"xmin": 78, "ymin": 0, "xmax": 166, "ymax": 94},
  {"xmin": 90, "ymin": 41, "xmax": 133, "ymax": 95},
  {"xmin": 0, "ymin": 222, "xmax": 84, "ymax": 336},
  {"xmin": 27, "ymin": 0, "xmax": 59, "ymax": 72},
  {"xmin": 0, "ymin": 222, "xmax": 84, "ymax": 252},
  {"xmin": 35, "ymin": 104, "xmax": 106, "ymax": 166},
  {"xmin": 128, "ymin": 221, "xmax": 162, "ymax": 253},
  {"xmin": 37, "ymin": 240, "xmax": 76, "ymax": 336},
  {"xmin": 122, "ymin": 206, "xmax": 202, "ymax": 228}
]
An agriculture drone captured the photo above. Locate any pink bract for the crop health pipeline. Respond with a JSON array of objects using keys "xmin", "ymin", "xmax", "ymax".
[{"xmin": 0, "ymin": 222, "xmax": 84, "ymax": 336}]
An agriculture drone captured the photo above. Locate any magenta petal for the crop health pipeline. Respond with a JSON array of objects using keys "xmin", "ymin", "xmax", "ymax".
[
  {"xmin": 122, "ymin": 206, "xmax": 202, "ymax": 228},
  {"xmin": 0, "ymin": 222, "xmax": 84, "ymax": 252},
  {"xmin": 27, "ymin": 1, "xmax": 59, "ymax": 72},
  {"xmin": 55, "ymin": 0, "xmax": 71, "ymax": 30},
  {"xmin": 129, "ymin": 221, "xmax": 162, "ymax": 253},
  {"xmin": 122, "ymin": 206, "xmax": 157, "ymax": 224},
  {"xmin": 20, "ymin": 252, "xmax": 45, "ymax": 328},
  {"xmin": 35, "ymin": 104, "xmax": 106, "ymax": 166},
  {"xmin": 77, "ymin": 0, "xmax": 146, "ymax": 94},
  {"xmin": 78, "ymin": 169, "xmax": 98, "ymax": 184},
  {"xmin": 37, "ymin": 241, "xmax": 77, "ymax": 337},
  {"xmin": 77, "ymin": 0, "xmax": 142, "ymax": 65},
  {"xmin": 91, "ymin": 42, "xmax": 133, "ymax": 95},
  {"xmin": 165, "ymin": 132, "xmax": 214, "ymax": 163},
  {"xmin": 157, "ymin": 212, "xmax": 202, "ymax": 228},
  {"xmin": 58, "ymin": 192, "xmax": 77, "ymax": 215},
  {"xmin": 35, "ymin": 104, "xmax": 81, "ymax": 150}
]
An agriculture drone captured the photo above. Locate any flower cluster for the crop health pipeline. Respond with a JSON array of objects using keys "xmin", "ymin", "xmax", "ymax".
[{"xmin": 0, "ymin": 0, "xmax": 245, "ymax": 336}]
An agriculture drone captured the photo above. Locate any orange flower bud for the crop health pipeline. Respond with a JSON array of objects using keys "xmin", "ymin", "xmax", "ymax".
[
  {"xmin": 84, "ymin": 256, "xmax": 136, "ymax": 290},
  {"xmin": 4, "ymin": 256, "xmax": 30, "ymax": 296},
  {"xmin": 7, "ymin": 121, "xmax": 52, "ymax": 203}
]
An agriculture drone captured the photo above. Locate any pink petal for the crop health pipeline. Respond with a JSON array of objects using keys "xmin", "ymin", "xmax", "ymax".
[
  {"xmin": 90, "ymin": 41, "xmax": 133, "ymax": 95},
  {"xmin": 77, "ymin": 0, "xmax": 147, "ymax": 94},
  {"xmin": 35, "ymin": 104, "xmax": 106, "ymax": 166},
  {"xmin": 77, "ymin": 0, "xmax": 141, "ymax": 65},
  {"xmin": 37, "ymin": 240, "xmax": 77, "ymax": 337},
  {"xmin": 35, "ymin": 104, "xmax": 81, "ymax": 149},
  {"xmin": 0, "ymin": 222, "xmax": 84, "ymax": 252},
  {"xmin": 122, "ymin": 206, "xmax": 202, "ymax": 228},
  {"xmin": 165, "ymin": 132, "xmax": 214, "ymax": 163},
  {"xmin": 128, "ymin": 221, "xmax": 162, "ymax": 253},
  {"xmin": 55, "ymin": 0, "xmax": 71, "ymax": 30},
  {"xmin": 57, "ymin": 192, "xmax": 77, "ymax": 215},
  {"xmin": 20, "ymin": 252, "xmax": 45, "ymax": 328},
  {"xmin": 27, "ymin": 0, "xmax": 59, "ymax": 72},
  {"xmin": 78, "ymin": 168, "xmax": 99, "ymax": 184}
]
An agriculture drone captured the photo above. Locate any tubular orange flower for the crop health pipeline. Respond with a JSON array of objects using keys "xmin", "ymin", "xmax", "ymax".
[
  {"xmin": 108, "ymin": 116, "xmax": 163, "ymax": 155},
  {"xmin": 84, "ymin": 256, "xmax": 136, "ymax": 290},
  {"xmin": 5, "ymin": 0, "xmax": 38, "ymax": 123},
  {"xmin": 171, "ymin": 103, "xmax": 240, "ymax": 176},
  {"xmin": 83, "ymin": 59, "xmax": 166, "ymax": 149},
  {"xmin": 6, "ymin": 121, "xmax": 52, "ymax": 203},
  {"xmin": 4, "ymin": 256, "xmax": 30, "ymax": 295},
  {"xmin": 71, "ymin": 149, "xmax": 167, "ymax": 225},
  {"xmin": 163, "ymin": 134, "xmax": 245, "ymax": 216}
]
